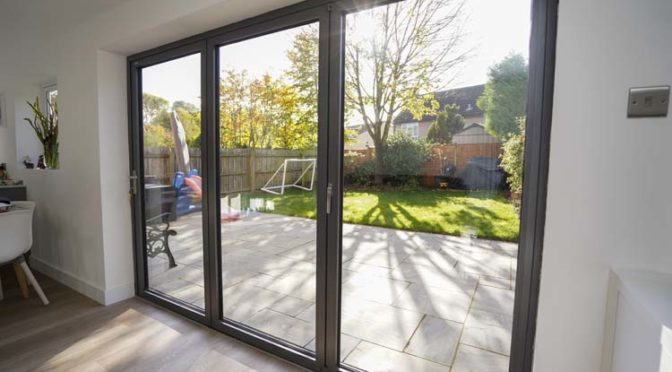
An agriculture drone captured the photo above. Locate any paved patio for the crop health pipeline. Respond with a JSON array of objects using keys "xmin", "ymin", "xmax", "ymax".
[{"xmin": 147, "ymin": 210, "xmax": 517, "ymax": 371}]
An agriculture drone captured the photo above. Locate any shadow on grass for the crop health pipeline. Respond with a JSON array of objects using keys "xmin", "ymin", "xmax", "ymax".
[{"xmin": 242, "ymin": 188, "xmax": 519, "ymax": 242}]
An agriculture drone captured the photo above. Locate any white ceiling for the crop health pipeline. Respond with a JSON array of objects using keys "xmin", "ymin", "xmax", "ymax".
[
  {"xmin": 0, "ymin": 0, "xmax": 128, "ymax": 45},
  {"xmin": 0, "ymin": 0, "xmax": 303, "ymax": 56},
  {"xmin": 0, "ymin": 0, "xmax": 303, "ymax": 82}
]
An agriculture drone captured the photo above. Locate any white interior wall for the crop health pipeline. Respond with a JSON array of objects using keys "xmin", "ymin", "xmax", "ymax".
[
  {"xmin": 0, "ymin": 88, "xmax": 11, "ymax": 171},
  {"xmin": 97, "ymin": 50, "xmax": 134, "ymax": 304},
  {"xmin": 18, "ymin": 43, "xmax": 108, "ymax": 301},
  {"xmin": 534, "ymin": 0, "xmax": 672, "ymax": 370}
]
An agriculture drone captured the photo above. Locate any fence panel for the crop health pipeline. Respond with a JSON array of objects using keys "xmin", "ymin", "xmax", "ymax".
[
  {"xmin": 146, "ymin": 140, "xmax": 501, "ymax": 192},
  {"xmin": 143, "ymin": 147, "xmax": 317, "ymax": 194}
]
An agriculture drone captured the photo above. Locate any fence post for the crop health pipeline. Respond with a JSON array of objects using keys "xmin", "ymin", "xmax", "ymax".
[{"xmin": 249, "ymin": 148, "xmax": 256, "ymax": 192}]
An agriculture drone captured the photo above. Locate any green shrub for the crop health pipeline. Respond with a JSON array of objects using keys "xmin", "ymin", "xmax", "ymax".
[
  {"xmin": 500, "ymin": 118, "xmax": 526, "ymax": 193},
  {"xmin": 347, "ymin": 160, "xmax": 376, "ymax": 186},
  {"xmin": 344, "ymin": 152, "xmax": 376, "ymax": 186},
  {"xmin": 382, "ymin": 133, "xmax": 432, "ymax": 185}
]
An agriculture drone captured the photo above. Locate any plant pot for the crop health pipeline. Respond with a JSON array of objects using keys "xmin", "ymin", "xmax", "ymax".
[{"xmin": 43, "ymin": 141, "xmax": 59, "ymax": 169}]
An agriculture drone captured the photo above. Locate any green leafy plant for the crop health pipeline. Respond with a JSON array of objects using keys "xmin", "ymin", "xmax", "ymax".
[
  {"xmin": 382, "ymin": 133, "xmax": 432, "ymax": 185},
  {"xmin": 24, "ymin": 97, "xmax": 59, "ymax": 169},
  {"xmin": 344, "ymin": 153, "xmax": 376, "ymax": 186},
  {"xmin": 500, "ymin": 117, "xmax": 526, "ymax": 193}
]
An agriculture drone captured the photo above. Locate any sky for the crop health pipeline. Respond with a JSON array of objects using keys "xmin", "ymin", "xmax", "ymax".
[{"xmin": 142, "ymin": 0, "xmax": 530, "ymax": 106}]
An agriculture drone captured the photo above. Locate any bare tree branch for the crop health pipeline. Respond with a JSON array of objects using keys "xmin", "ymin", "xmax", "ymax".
[{"xmin": 344, "ymin": 0, "xmax": 469, "ymax": 181}]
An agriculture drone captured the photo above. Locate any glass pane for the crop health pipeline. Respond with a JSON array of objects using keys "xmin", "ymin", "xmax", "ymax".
[
  {"xmin": 218, "ymin": 23, "xmax": 319, "ymax": 349},
  {"xmin": 341, "ymin": 0, "xmax": 529, "ymax": 369},
  {"xmin": 141, "ymin": 53, "xmax": 205, "ymax": 309}
]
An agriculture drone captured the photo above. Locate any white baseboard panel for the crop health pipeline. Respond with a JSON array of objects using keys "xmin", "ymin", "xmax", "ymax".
[
  {"xmin": 103, "ymin": 281, "xmax": 135, "ymax": 305},
  {"xmin": 29, "ymin": 256, "xmax": 106, "ymax": 304}
]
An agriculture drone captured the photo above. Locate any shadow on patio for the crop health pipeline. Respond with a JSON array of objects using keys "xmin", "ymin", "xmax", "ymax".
[{"xmin": 146, "ymin": 203, "xmax": 517, "ymax": 371}]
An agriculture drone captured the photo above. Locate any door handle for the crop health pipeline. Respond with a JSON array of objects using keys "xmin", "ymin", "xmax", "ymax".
[
  {"xmin": 326, "ymin": 183, "xmax": 333, "ymax": 215},
  {"xmin": 130, "ymin": 171, "xmax": 138, "ymax": 196}
]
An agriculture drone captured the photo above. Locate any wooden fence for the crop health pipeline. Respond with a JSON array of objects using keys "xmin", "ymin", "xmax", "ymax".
[
  {"xmin": 144, "ymin": 141, "xmax": 501, "ymax": 194},
  {"xmin": 144, "ymin": 147, "xmax": 317, "ymax": 194},
  {"xmin": 345, "ymin": 142, "xmax": 502, "ymax": 175}
]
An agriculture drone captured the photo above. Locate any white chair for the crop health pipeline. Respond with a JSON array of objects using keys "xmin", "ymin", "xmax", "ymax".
[{"xmin": 0, "ymin": 201, "xmax": 49, "ymax": 305}]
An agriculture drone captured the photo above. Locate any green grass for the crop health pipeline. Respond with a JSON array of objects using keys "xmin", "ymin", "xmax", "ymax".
[{"xmin": 242, "ymin": 188, "xmax": 520, "ymax": 242}]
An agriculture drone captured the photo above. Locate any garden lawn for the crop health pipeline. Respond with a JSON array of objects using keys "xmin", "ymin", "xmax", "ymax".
[{"xmin": 244, "ymin": 189, "xmax": 519, "ymax": 242}]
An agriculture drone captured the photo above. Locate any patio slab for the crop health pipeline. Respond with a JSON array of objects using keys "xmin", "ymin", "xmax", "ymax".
[
  {"xmin": 145, "ymin": 210, "xmax": 518, "ymax": 369},
  {"xmin": 452, "ymin": 345, "xmax": 509, "ymax": 372},
  {"xmin": 404, "ymin": 315, "xmax": 462, "ymax": 366},
  {"xmin": 345, "ymin": 341, "xmax": 446, "ymax": 372}
]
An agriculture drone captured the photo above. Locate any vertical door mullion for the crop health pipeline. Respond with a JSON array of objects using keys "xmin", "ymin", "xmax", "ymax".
[
  {"xmin": 315, "ymin": 6, "xmax": 332, "ymax": 369},
  {"xmin": 325, "ymin": 4, "xmax": 346, "ymax": 370},
  {"xmin": 203, "ymin": 40, "xmax": 221, "ymax": 325}
]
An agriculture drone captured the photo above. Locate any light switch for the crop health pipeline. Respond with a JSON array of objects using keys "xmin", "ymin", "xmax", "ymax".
[{"xmin": 627, "ymin": 86, "xmax": 670, "ymax": 118}]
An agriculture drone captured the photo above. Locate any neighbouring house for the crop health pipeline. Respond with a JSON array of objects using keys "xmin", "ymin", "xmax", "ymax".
[
  {"xmin": 345, "ymin": 123, "xmax": 374, "ymax": 150},
  {"xmin": 393, "ymin": 84, "xmax": 488, "ymax": 141},
  {"xmin": 345, "ymin": 84, "xmax": 497, "ymax": 149}
]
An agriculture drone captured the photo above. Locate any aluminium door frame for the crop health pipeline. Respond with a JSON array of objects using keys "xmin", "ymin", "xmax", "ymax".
[
  {"xmin": 128, "ymin": 41, "xmax": 210, "ymax": 325},
  {"xmin": 206, "ymin": 7, "xmax": 331, "ymax": 370},
  {"xmin": 127, "ymin": 0, "xmax": 558, "ymax": 370},
  {"xmin": 509, "ymin": 0, "xmax": 558, "ymax": 370}
]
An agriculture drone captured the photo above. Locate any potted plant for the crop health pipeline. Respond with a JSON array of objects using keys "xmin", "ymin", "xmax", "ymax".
[{"xmin": 24, "ymin": 97, "xmax": 58, "ymax": 169}]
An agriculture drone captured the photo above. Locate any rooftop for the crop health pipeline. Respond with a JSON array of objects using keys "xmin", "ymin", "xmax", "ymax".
[{"xmin": 394, "ymin": 84, "xmax": 485, "ymax": 124}]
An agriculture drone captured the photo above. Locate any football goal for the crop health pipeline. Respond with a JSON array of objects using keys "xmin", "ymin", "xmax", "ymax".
[{"xmin": 261, "ymin": 158, "xmax": 316, "ymax": 195}]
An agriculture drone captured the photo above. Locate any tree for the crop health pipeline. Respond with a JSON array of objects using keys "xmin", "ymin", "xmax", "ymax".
[
  {"xmin": 344, "ymin": 0, "xmax": 468, "ymax": 183},
  {"xmin": 287, "ymin": 25, "xmax": 361, "ymax": 147},
  {"xmin": 142, "ymin": 94, "xmax": 202, "ymax": 148},
  {"xmin": 142, "ymin": 93, "xmax": 171, "ymax": 147},
  {"xmin": 172, "ymin": 101, "xmax": 202, "ymax": 148},
  {"xmin": 142, "ymin": 93, "xmax": 169, "ymax": 125},
  {"xmin": 426, "ymin": 103, "xmax": 465, "ymax": 144},
  {"xmin": 219, "ymin": 70, "xmax": 248, "ymax": 148},
  {"xmin": 219, "ymin": 70, "xmax": 315, "ymax": 150},
  {"xmin": 286, "ymin": 25, "xmax": 319, "ymax": 130},
  {"xmin": 500, "ymin": 117, "xmax": 526, "ymax": 193},
  {"xmin": 143, "ymin": 124, "xmax": 171, "ymax": 148},
  {"xmin": 477, "ymin": 53, "xmax": 528, "ymax": 140},
  {"xmin": 219, "ymin": 70, "xmax": 275, "ymax": 149}
]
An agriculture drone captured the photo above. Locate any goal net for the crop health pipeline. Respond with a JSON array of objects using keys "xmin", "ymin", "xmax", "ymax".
[{"xmin": 261, "ymin": 158, "xmax": 316, "ymax": 195}]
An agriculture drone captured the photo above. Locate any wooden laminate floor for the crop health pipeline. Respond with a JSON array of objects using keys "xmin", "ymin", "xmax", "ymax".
[{"xmin": 0, "ymin": 272, "xmax": 304, "ymax": 372}]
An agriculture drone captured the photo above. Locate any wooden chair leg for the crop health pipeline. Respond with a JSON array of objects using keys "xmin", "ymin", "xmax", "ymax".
[
  {"xmin": 13, "ymin": 263, "xmax": 29, "ymax": 299},
  {"xmin": 19, "ymin": 261, "xmax": 49, "ymax": 305}
]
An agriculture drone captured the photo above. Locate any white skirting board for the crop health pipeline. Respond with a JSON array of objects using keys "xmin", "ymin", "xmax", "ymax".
[{"xmin": 29, "ymin": 256, "xmax": 134, "ymax": 305}]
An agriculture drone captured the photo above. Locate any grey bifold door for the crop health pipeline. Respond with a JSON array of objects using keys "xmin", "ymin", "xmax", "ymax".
[
  {"xmin": 129, "ymin": 7, "xmax": 335, "ymax": 370},
  {"xmin": 209, "ymin": 9, "xmax": 332, "ymax": 370},
  {"xmin": 130, "ymin": 0, "xmax": 551, "ymax": 370}
]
